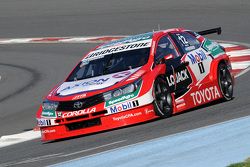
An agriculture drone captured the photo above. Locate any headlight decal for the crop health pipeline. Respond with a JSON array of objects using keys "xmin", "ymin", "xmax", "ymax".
[
  {"xmin": 41, "ymin": 100, "xmax": 59, "ymax": 118},
  {"xmin": 104, "ymin": 80, "xmax": 142, "ymax": 107},
  {"xmin": 105, "ymin": 82, "xmax": 154, "ymax": 115}
]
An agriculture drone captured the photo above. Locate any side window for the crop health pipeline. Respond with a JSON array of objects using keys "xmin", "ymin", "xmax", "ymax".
[
  {"xmin": 171, "ymin": 32, "xmax": 201, "ymax": 53},
  {"xmin": 155, "ymin": 35, "xmax": 179, "ymax": 61}
]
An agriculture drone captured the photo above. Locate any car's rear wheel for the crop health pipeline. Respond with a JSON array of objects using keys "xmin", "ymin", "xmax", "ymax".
[
  {"xmin": 153, "ymin": 77, "xmax": 173, "ymax": 118},
  {"xmin": 218, "ymin": 63, "xmax": 233, "ymax": 100}
]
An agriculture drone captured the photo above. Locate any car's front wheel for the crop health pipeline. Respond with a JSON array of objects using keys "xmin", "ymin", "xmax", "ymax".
[
  {"xmin": 153, "ymin": 77, "xmax": 173, "ymax": 118},
  {"xmin": 218, "ymin": 63, "xmax": 233, "ymax": 101}
]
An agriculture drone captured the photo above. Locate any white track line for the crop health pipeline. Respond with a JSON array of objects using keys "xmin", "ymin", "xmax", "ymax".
[
  {"xmin": 219, "ymin": 43, "xmax": 238, "ymax": 48},
  {"xmin": 236, "ymin": 66, "xmax": 250, "ymax": 78},
  {"xmin": 0, "ymin": 153, "xmax": 63, "ymax": 167},
  {"xmin": 0, "ymin": 140, "xmax": 126, "ymax": 166},
  {"xmin": 0, "ymin": 38, "xmax": 33, "ymax": 44},
  {"xmin": 60, "ymin": 140, "xmax": 126, "ymax": 157},
  {"xmin": 232, "ymin": 61, "xmax": 250, "ymax": 69},
  {"xmin": 0, "ymin": 36, "xmax": 126, "ymax": 44},
  {"xmin": 227, "ymin": 49, "xmax": 250, "ymax": 57},
  {"xmin": 0, "ymin": 131, "xmax": 40, "ymax": 148}
]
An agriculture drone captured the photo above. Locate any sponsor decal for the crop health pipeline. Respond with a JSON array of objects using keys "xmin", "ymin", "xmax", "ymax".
[
  {"xmin": 175, "ymin": 98, "xmax": 186, "ymax": 108},
  {"xmin": 190, "ymin": 86, "xmax": 220, "ymax": 106},
  {"xmin": 105, "ymin": 84, "xmax": 141, "ymax": 107},
  {"xmin": 98, "ymin": 32, "xmax": 153, "ymax": 49},
  {"xmin": 202, "ymin": 39, "xmax": 224, "ymax": 57},
  {"xmin": 185, "ymin": 46, "xmax": 196, "ymax": 51},
  {"xmin": 62, "ymin": 107, "xmax": 96, "ymax": 118},
  {"xmin": 42, "ymin": 129, "xmax": 56, "ymax": 134},
  {"xmin": 107, "ymin": 100, "xmax": 139, "ymax": 114},
  {"xmin": 72, "ymin": 94, "xmax": 86, "ymax": 100},
  {"xmin": 185, "ymin": 48, "xmax": 212, "ymax": 84},
  {"xmin": 61, "ymin": 78, "xmax": 109, "ymax": 92},
  {"xmin": 37, "ymin": 118, "xmax": 51, "ymax": 127},
  {"xmin": 112, "ymin": 112, "xmax": 142, "ymax": 121},
  {"xmin": 112, "ymin": 71, "xmax": 131, "ymax": 78},
  {"xmin": 81, "ymin": 78, "xmax": 109, "ymax": 86},
  {"xmin": 126, "ymin": 70, "xmax": 145, "ymax": 81},
  {"xmin": 42, "ymin": 110, "xmax": 56, "ymax": 118},
  {"xmin": 145, "ymin": 108, "xmax": 154, "ymax": 114},
  {"xmin": 175, "ymin": 98, "xmax": 185, "ymax": 105},
  {"xmin": 167, "ymin": 69, "xmax": 189, "ymax": 87},
  {"xmin": 85, "ymin": 40, "xmax": 151, "ymax": 60},
  {"xmin": 57, "ymin": 68, "xmax": 140, "ymax": 96},
  {"xmin": 187, "ymin": 49, "xmax": 207, "ymax": 64}
]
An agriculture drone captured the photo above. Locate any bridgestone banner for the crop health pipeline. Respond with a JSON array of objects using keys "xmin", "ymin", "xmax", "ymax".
[{"xmin": 83, "ymin": 39, "xmax": 152, "ymax": 61}]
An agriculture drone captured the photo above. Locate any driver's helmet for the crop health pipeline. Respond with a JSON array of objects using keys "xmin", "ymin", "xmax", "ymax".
[{"xmin": 157, "ymin": 41, "xmax": 171, "ymax": 58}]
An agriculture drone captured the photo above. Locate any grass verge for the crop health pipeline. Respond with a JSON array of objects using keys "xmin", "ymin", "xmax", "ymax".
[{"xmin": 228, "ymin": 158, "xmax": 250, "ymax": 167}]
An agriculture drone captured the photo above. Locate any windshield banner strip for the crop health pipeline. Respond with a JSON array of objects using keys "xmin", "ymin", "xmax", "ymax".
[
  {"xmin": 98, "ymin": 32, "xmax": 153, "ymax": 49},
  {"xmin": 83, "ymin": 39, "xmax": 152, "ymax": 61}
]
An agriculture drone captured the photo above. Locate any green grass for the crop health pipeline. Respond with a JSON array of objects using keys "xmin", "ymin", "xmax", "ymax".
[{"xmin": 228, "ymin": 158, "xmax": 250, "ymax": 167}]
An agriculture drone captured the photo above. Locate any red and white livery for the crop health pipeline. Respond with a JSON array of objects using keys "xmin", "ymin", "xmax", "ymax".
[{"xmin": 36, "ymin": 27, "xmax": 234, "ymax": 141}]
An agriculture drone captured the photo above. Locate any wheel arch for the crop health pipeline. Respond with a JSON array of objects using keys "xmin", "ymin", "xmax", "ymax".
[{"xmin": 209, "ymin": 55, "xmax": 230, "ymax": 81}]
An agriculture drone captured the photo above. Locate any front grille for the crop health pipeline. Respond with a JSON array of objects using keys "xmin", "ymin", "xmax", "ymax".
[
  {"xmin": 91, "ymin": 110, "xmax": 107, "ymax": 117},
  {"xmin": 57, "ymin": 93, "xmax": 104, "ymax": 111},
  {"xmin": 54, "ymin": 110, "xmax": 107, "ymax": 125},
  {"xmin": 66, "ymin": 118, "xmax": 101, "ymax": 131},
  {"xmin": 65, "ymin": 114, "xmax": 89, "ymax": 122}
]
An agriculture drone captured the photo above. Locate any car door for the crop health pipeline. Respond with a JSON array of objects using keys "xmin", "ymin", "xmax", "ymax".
[
  {"xmin": 154, "ymin": 35, "xmax": 192, "ymax": 95},
  {"xmin": 169, "ymin": 31, "xmax": 213, "ymax": 86}
]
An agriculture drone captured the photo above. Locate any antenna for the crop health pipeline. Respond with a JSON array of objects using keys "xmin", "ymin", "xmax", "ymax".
[
  {"xmin": 152, "ymin": 24, "xmax": 161, "ymax": 32},
  {"xmin": 158, "ymin": 24, "xmax": 161, "ymax": 31}
]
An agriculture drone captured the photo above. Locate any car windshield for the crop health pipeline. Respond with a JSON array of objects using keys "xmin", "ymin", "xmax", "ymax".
[{"xmin": 66, "ymin": 48, "xmax": 150, "ymax": 82}]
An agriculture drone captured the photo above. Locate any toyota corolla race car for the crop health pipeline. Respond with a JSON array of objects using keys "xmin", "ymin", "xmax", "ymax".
[{"xmin": 37, "ymin": 27, "xmax": 234, "ymax": 141}]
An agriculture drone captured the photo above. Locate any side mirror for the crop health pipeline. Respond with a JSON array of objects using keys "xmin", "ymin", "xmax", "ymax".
[
  {"xmin": 156, "ymin": 54, "xmax": 174, "ymax": 65},
  {"xmin": 164, "ymin": 54, "xmax": 174, "ymax": 60}
]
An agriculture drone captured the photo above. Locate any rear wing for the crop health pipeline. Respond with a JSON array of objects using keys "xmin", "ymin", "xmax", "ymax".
[{"xmin": 198, "ymin": 27, "xmax": 221, "ymax": 36}]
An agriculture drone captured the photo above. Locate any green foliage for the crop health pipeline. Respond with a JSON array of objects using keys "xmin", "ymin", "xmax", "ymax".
[{"xmin": 228, "ymin": 158, "xmax": 250, "ymax": 167}]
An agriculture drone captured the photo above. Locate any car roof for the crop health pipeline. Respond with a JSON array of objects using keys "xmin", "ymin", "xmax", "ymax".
[
  {"xmin": 97, "ymin": 28, "xmax": 185, "ymax": 50},
  {"xmin": 82, "ymin": 28, "xmax": 186, "ymax": 61}
]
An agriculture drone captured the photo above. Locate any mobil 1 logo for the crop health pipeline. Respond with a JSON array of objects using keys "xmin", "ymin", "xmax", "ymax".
[
  {"xmin": 187, "ymin": 49, "xmax": 207, "ymax": 74},
  {"xmin": 107, "ymin": 100, "xmax": 140, "ymax": 114}
]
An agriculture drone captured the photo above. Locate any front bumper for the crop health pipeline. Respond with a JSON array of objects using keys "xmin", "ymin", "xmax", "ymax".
[{"xmin": 40, "ymin": 104, "xmax": 157, "ymax": 141}]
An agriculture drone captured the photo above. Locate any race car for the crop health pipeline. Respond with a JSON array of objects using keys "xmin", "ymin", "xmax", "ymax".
[{"xmin": 36, "ymin": 27, "xmax": 234, "ymax": 141}]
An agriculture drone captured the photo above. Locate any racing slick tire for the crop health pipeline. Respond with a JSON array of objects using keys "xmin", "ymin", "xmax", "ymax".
[
  {"xmin": 218, "ymin": 63, "xmax": 234, "ymax": 101},
  {"xmin": 153, "ymin": 77, "xmax": 173, "ymax": 118}
]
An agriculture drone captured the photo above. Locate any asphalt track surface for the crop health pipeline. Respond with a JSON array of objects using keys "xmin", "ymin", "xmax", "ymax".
[{"xmin": 0, "ymin": 0, "xmax": 250, "ymax": 166}]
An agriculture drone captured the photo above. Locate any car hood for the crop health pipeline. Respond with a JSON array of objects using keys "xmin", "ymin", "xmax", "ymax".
[{"xmin": 56, "ymin": 67, "xmax": 141, "ymax": 96}]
